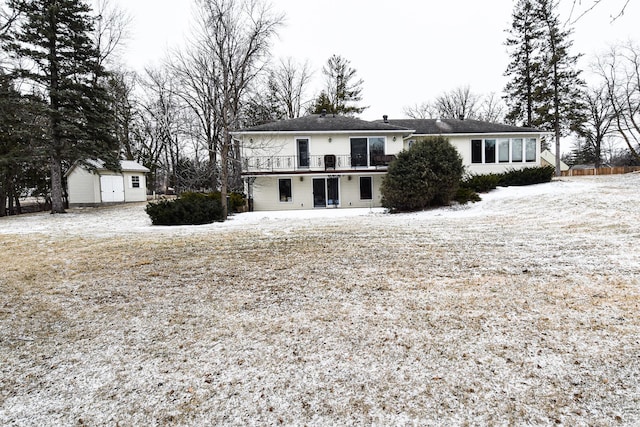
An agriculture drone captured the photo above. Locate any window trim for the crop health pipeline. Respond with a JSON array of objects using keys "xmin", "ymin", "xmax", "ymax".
[{"xmin": 131, "ymin": 175, "xmax": 140, "ymax": 188}]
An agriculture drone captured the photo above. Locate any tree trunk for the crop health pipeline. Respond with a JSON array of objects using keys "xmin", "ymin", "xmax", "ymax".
[
  {"xmin": 220, "ymin": 130, "xmax": 230, "ymax": 219},
  {"xmin": 50, "ymin": 151, "xmax": 66, "ymax": 213}
]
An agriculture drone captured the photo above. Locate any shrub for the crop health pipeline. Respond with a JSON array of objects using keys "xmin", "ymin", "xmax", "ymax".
[
  {"xmin": 381, "ymin": 136, "xmax": 464, "ymax": 212},
  {"xmin": 454, "ymin": 186, "xmax": 482, "ymax": 204},
  {"xmin": 461, "ymin": 173, "xmax": 502, "ymax": 193},
  {"xmin": 499, "ymin": 166, "xmax": 555, "ymax": 186},
  {"xmin": 208, "ymin": 191, "xmax": 246, "ymax": 213},
  {"xmin": 146, "ymin": 192, "xmax": 224, "ymax": 225}
]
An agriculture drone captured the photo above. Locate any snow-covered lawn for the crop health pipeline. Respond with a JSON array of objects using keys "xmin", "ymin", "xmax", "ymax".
[{"xmin": 1, "ymin": 174, "xmax": 639, "ymax": 425}]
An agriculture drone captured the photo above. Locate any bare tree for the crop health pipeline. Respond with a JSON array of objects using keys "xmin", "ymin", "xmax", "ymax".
[
  {"xmin": 576, "ymin": 83, "xmax": 616, "ymax": 167},
  {"xmin": 197, "ymin": 0, "xmax": 283, "ymax": 218},
  {"xmin": 92, "ymin": 0, "xmax": 131, "ymax": 69},
  {"xmin": 140, "ymin": 66, "xmax": 188, "ymax": 192},
  {"xmin": 169, "ymin": 39, "xmax": 222, "ymax": 191},
  {"xmin": 434, "ymin": 86, "xmax": 480, "ymax": 120},
  {"xmin": 566, "ymin": 0, "xmax": 631, "ymax": 24},
  {"xmin": 595, "ymin": 41, "xmax": 640, "ymax": 162},
  {"xmin": 477, "ymin": 92, "xmax": 507, "ymax": 123},
  {"xmin": 270, "ymin": 57, "xmax": 312, "ymax": 119},
  {"xmin": 403, "ymin": 102, "xmax": 437, "ymax": 119}
]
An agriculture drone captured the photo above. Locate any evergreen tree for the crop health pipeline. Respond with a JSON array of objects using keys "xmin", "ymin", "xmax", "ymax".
[
  {"xmin": 536, "ymin": 0, "xmax": 586, "ymax": 175},
  {"xmin": 504, "ymin": 0, "xmax": 585, "ymax": 175},
  {"xmin": 311, "ymin": 54, "xmax": 367, "ymax": 116},
  {"xmin": 3, "ymin": 0, "xmax": 118, "ymax": 213},
  {"xmin": 0, "ymin": 73, "xmax": 48, "ymax": 215},
  {"xmin": 504, "ymin": 0, "xmax": 543, "ymax": 127}
]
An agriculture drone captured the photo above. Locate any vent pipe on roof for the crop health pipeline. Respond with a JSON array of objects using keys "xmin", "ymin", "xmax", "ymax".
[{"xmin": 383, "ymin": 115, "xmax": 388, "ymax": 123}]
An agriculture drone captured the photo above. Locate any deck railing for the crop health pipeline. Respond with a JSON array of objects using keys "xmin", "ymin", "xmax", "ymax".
[{"xmin": 242, "ymin": 154, "xmax": 395, "ymax": 173}]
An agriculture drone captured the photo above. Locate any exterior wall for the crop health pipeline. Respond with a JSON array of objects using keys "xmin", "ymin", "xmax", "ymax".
[
  {"xmin": 67, "ymin": 167, "xmax": 101, "ymax": 205},
  {"xmin": 123, "ymin": 172, "xmax": 148, "ymax": 202},
  {"xmin": 249, "ymin": 174, "xmax": 385, "ymax": 211},
  {"xmin": 407, "ymin": 134, "xmax": 542, "ymax": 174}
]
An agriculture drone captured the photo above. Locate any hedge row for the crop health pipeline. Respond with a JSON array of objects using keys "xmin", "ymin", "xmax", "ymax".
[{"xmin": 461, "ymin": 166, "xmax": 555, "ymax": 193}]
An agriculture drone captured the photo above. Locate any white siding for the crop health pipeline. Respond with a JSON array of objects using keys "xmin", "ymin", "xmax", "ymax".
[{"xmin": 67, "ymin": 167, "xmax": 101, "ymax": 204}]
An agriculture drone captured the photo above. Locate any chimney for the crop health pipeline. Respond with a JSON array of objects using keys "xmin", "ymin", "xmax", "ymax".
[
  {"xmin": 458, "ymin": 114, "xmax": 464, "ymax": 120},
  {"xmin": 321, "ymin": 109, "xmax": 327, "ymax": 117},
  {"xmin": 383, "ymin": 115, "xmax": 388, "ymax": 123}
]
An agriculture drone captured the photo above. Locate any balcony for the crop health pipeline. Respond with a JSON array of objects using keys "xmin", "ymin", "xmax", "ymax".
[{"xmin": 242, "ymin": 154, "xmax": 395, "ymax": 174}]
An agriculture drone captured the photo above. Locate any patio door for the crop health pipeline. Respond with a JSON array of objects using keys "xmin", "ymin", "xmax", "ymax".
[{"xmin": 312, "ymin": 177, "xmax": 339, "ymax": 208}]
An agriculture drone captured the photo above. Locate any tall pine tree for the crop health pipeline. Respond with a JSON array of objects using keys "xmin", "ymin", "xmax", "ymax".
[
  {"xmin": 4, "ymin": 0, "xmax": 118, "ymax": 213},
  {"xmin": 504, "ymin": 0, "xmax": 585, "ymax": 175},
  {"xmin": 504, "ymin": 0, "xmax": 543, "ymax": 127},
  {"xmin": 536, "ymin": 0, "xmax": 585, "ymax": 175}
]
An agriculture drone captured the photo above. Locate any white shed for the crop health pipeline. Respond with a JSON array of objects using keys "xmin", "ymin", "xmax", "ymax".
[{"xmin": 66, "ymin": 159, "xmax": 150, "ymax": 207}]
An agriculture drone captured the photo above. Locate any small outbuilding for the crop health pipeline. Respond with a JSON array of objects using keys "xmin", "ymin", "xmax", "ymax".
[{"xmin": 66, "ymin": 159, "xmax": 150, "ymax": 207}]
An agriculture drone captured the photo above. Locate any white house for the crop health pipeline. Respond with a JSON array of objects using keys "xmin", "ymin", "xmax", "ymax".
[
  {"xmin": 233, "ymin": 114, "xmax": 545, "ymax": 211},
  {"xmin": 66, "ymin": 159, "xmax": 150, "ymax": 207}
]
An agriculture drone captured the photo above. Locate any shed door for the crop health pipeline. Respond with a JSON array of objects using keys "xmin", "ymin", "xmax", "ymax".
[{"xmin": 100, "ymin": 175, "xmax": 125, "ymax": 202}]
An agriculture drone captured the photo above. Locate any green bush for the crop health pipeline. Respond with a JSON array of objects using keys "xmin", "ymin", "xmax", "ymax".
[
  {"xmin": 454, "ymin": 186, "xmax": 482, "ymax": 204},
  {"xmin": 208, "ymin": 191, "xmax": 246, "ymax": 213},
  {"xmin": 499, "ymin": 166, "xmax": 555, "ymax": 186},
  {"xmin": 146, "ymin": 192, "xmax": 224, "ymax": 225},
  {"xmin": 461, "ymin": 173, "xmax": 502, "ymax": 193},
  {"xmin": 381, "ymin": 136, "xmax": 464, "ymax": 212}
]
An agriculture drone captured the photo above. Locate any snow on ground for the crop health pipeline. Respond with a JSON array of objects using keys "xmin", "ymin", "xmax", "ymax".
[{"xmin": 0, "ymin": 174, "xmax": 639, "ymax": 426}]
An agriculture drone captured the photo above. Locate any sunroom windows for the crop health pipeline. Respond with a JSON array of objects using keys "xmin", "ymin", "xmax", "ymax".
[{"xmin": 471, "ymin": 138, "xmax": 537, "ymax": 164}]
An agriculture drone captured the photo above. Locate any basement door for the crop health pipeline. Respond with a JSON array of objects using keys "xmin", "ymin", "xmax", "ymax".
[
  {"xmin": 312, "ymin": 177, "xmax": 339, "ymax": 208},
  {"xmin": 100, "ymin": 175, "xmax": 125, "ymax": 202}
]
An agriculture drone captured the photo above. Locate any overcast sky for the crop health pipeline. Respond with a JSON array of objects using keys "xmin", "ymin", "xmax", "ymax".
[{"xmin": 112, "ymin": 0, "xmax": 639, "ymax": 121}]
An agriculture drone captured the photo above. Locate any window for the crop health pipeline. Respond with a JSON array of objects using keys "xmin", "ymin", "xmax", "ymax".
[
  {"xmin": 485, "ymin": 139, "xmax": 496, "ymax": 163},
  {"xmin": 526, "ymin": 138, "xmax": 537, "ymax": 162},
  {"xmin": 512, "ymin": 138, "xmax": 523, "ymax": 162},
  {"xmin": 498, "ymin": 139, "xmax": 510, "ymax": 163},
  {"xmin": 470, "ymin": 137, "xmax": 536, "ymax": 164},
  {"xmin": 131, "ymin": 175, "xmax": 140, "ymax": 188},
  {"xmin": 369, "ymin": 137, "xmax": 385, "ymax": 166},
  {"xmin": 350, "ymin": 137, "xmax": 386, "ymax": 167},
  {"xmin": 360, "ymin": 177, "xmax": 372, "ymax": 200},
  {"xmin": 297, "ymin": 138, "xmax": 309, "ymax": 168},
  {"xmin": 471, "ymin": 139, "xmax": 482, "ymax": 163},
  {"xmin": 278, "ymin": 179, "xmax": 292, "ymax": 202},
  {"xmin": 350, "ymin": 138, "xmax": 368, "ymax": 167}
]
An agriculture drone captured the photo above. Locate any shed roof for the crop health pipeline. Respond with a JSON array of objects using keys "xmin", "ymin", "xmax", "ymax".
[
  {"xmin": 383, "ymin": 118, "xmax": 543, "ymax": 135},
  {"xmin": 235, "ymin": 114, "xmax": 412, "ymax": 134},
  {"xmin": 65, "ymin": 159, "xmax": 150, "ymax": 177}
]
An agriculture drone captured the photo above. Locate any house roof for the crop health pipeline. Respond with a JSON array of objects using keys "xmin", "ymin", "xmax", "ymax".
[
  {"xmin": 234, "ymin": 114, "xmax": 413, "ymax": 134},
  {"xmin": 382, "ymin": 118, "xmax": 543, "ymax": 135}
]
